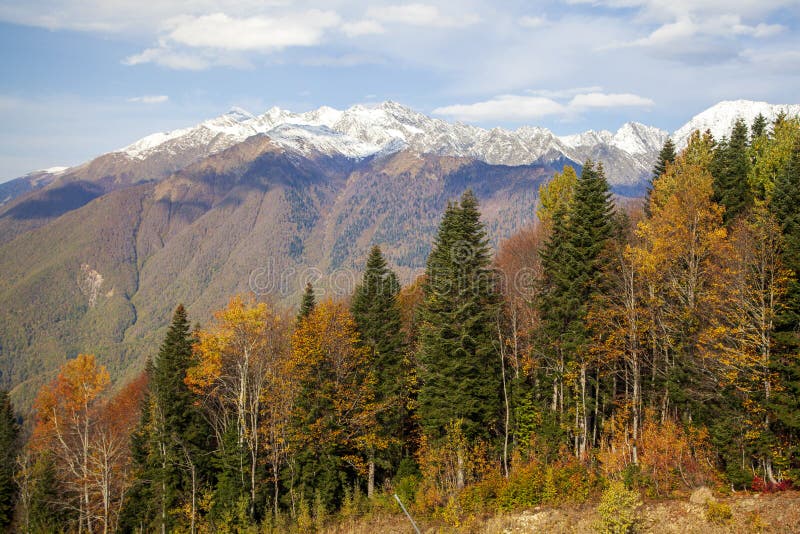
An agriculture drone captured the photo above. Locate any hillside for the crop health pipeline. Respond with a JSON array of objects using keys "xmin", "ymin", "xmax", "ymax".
[
  {"xmin": 0, "ymin": 136, "xmax": 554, "ymax": 410},
  {"xmin": 1, "ymin": 98, "xmax": 796, "ymax": 411}
]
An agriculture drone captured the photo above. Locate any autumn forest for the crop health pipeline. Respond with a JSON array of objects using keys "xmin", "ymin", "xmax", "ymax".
[{"xmin": 2, "ymin": 113, "xmax": 800, "ymax": 533}]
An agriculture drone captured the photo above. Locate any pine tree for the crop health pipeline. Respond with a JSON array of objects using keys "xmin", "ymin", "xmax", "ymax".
[
  {"xmin": 770, "ymin": 138, "xmax": 800, "ymax": 479},
  {"xmin": 0, "ymin": 391, "xmax": 19, "ymax": 530},
  {"xmin": 752, "ymin": 113, "xmax": 768, "ymax": 141},
  {"xmin": 417, "ymin": 190, "xmax": 501, "ymax": 444},
  {"xmin": 645, "ymin": 139, "xmax": 677, "ymax": 215},
  {"xmin": 652, "ymin": 138, "xmax": 677, "ymax": 182},
  {"xmin": 27, "ymin": 453, "xmax": 69, "ymax": 532},
  {"xmin": 351, "ymin": 246, "xmax": 405, "ymax": 493},
  {"xmin": 772, "ymin": 138, "xmax": 800, "ymax": 336},
  {"xmin": 712, "ymin": 118, "xmax": 752, "ymax": 222},
  {"xmin": 122, "ymin": 305, "xmax": 211, "ymax": 533},
  {"xmin": 538, "ymin": 161, "xmax": 615, "ymax": 456},
  {"xmin": 298, "ymin": 282, "xmax": 316, "ymax": 322}
]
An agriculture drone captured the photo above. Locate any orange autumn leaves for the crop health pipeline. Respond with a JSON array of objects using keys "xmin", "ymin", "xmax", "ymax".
[
  {"xmin": 186, "ymin": 295, "xmax": 385, "ymax": 487},
  {"xmin": 32, "ymin": 354, "xmax": 144, "ymax": 533}
]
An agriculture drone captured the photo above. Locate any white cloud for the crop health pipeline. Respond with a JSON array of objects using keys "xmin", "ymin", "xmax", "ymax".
[
  {"xmin": 123, "ymin": 47, "xmax": 213, "ymax": 70},
  {"xmin": 733, "ymin": 22, "xmax": 784, "ymax": 38},
  {"xmin": 126, "ymin": 95, "xmax": 169, "ymax": 104},
  {"xmin": 341, "ymin": 19, "xmax": 385, "ymax": 37},
  {"xmin": 569, "ymin": 92, "xmax": 654, "ymax": 109},
  {"xmin": 433, "ymin": 90, "xmax": 654, "ymax": 122},
  {"xmin": 165, "ymin": 11, "xmax": 340, "ymax": 51},
  {"xmin": 366, "ymin": 3, "xmax": 479, "ymax": 28},
  {"xmin": 518, "ymin": 16, "xmax": 547, "ymax": 29},
  {"xmin": 433, "ymin": 95, "xmax": 566, "ymax": 122},
  {"xmin": 527, "ymin": 86, "xmax": 604, "ymax": 99}
]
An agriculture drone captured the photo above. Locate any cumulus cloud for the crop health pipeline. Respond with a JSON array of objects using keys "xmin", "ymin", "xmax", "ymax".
[
  {"xmin": 164, "ymin": 11, "xmax": 340, "ymax": 51},
  {"xmin": 122, "ymin": 10, "xmax": 341, "ymax": 69},
  {"xmin": 366, "ymin": 3, "xmax": 479, "ymax": 28},
  {"xmin": 123, "ymin": 47, "xmax": 213, "ymax": 70},
  {"xmin": 126, "ymin": 95, "xmax": 169, "ymax": 104},
  {"xmin": 433, "ymin": 90, "xmax": 654, "ymax": 122},
  {"xmin": 527, "ymin": 86, "xmax": 604, "ymax": 99},
  {"xmin": 433, "ymin": 95, "xmax": 566, "ymax": 122}
]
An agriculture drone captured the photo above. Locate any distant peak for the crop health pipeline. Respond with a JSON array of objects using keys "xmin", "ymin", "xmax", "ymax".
[{"xmin": 225, "ymin": 106, "xmax": 254, "ymax": 121}]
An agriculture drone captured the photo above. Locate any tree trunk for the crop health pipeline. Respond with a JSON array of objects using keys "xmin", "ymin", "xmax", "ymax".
[
  {"xmin": 456, "ymin": 450, "xmax": 465, "ymax": 490},
  {"xmin": 368, "ymin": 456, "xmax": 375, "ymax": 498}
]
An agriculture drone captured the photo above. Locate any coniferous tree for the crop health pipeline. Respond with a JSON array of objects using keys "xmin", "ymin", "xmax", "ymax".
[
  {"xmin": 0, "ymin": 391, "xmax": 19, "ymax": 530},
  {"xmin": 122, "ymin": 305, "xmax": 210, "ymax": 533},
  {"xmin": 645, "ymin": 139, "xmax": 677, "ymax": 215},
  {"xmin": 298, "ymin": 282, "xmax": 316, "ymax": 322},
  {"xmin": 652, "ymin": 138, "xmax": 677, "ymax": 181},
  {"xmin": 351, "ymin": 246, "xmax": 405, "ymax": 494},
  {"xmin": 772, "ymin": 138, "xmax": 800, "ymax": 339},
  {"xmin": 417, "ymin": 190, "xmax": 501, "ymax": 445},
  {"xmin": 752, "ymin": 113, "xmax": 768, "ymax": 140},
  {"xmin": 538, "ymin": 161, "xmax": 615, "ymax": 456},
  {"xmin": 712, "ymin": 118, "xmax": 752, "ymax": 222},
  {"xmin": 27, "ymin": 453, "xmax": 69, "ymax": 533},
  {"xmin": 770, "ymin": 138, "xmax": 800, "ymax": 478}
]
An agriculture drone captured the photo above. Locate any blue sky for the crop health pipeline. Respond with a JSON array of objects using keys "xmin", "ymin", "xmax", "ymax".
[{"xmin": 0, "ymin": 0, "xmax": 798, "ymax": 182}]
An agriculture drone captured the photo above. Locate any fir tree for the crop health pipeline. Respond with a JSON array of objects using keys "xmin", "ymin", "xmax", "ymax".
[
  {"xmin": 0, "ymin": 391, "xmax": 19, "ymax": 530},
  {"xmin": 771, "ymin": 138, "xmax": 800, "ymax": 333},
  {"xmin": 752, "ymin": 113, "xmax": 768, "ymax": 141},
  {"xmin": 770, "ymin": 138, "xmax": 800, "ymax": 477},
  {"xmin": 712, "ymin": 118, "xmax": 753, "ymax": 222},
  {"xmin": 645, "ymin": 139, "xmax": 677, "ymax": 215},
  {"xmin": 27, "ymin": 453, "xmax": 69, "ymax": 533},
  {"xmin": 298, "ymin": 282, "xmax": 316, "ymax": 322},
  {"xmin": 121, "ymin": 305, "xmax": 211, "ymax": 533},
  {"xmin": 351, "ymin": 246, "xmax": 405, "ymax": 492},
  {"xmin": 537, "ymin": 161, "xmax": 615, "ymax": 455},
  {"xmin": 417, "ymin": 190, "xmax": 501, "ymax": 444}
]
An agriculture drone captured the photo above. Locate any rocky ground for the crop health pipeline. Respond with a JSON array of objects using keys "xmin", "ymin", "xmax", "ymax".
[{"xmin": 326, "ymin": 490, "xmax": 800, "ymax": 533}]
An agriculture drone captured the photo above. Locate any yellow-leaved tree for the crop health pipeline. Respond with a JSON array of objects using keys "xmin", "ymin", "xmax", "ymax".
[
  {"xmin": 187, "ymin": 295, "xmax": 291, "ymax": 518},
  {"xmin": 289, "ymin": 299, "xmax": 383, "ymax": 509}
]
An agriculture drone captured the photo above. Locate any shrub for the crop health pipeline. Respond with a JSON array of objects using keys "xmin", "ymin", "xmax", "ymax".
[
  {"xmin": 595, "ymin": 482, "xmax": 642, "ymax": 534},
  {"xmin": 751, "ymin": 475, "xmax": 794, "ymax": 493},
  {"xmin": 704, "ymin": 501, "xmax": 732, "ymax": 525}
]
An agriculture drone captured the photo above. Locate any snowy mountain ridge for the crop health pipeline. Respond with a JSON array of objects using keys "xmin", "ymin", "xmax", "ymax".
[
  {"xmin": 672, "ymin": 100, "xmax": 800, "ymax": 149},
  {"xmin": 116, "ymin": 101, "xmax": 670, "ymax": 177},
  {"xmin": 111, "ymin": 99, "xmax": 796, "ymax": 187}
]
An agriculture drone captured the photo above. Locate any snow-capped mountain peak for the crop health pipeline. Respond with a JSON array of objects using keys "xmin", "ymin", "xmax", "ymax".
[
  {"xmin": 672, "ymin": 100, "xmax": 800, "ymax": 148},
  {"xmin": 611, "ymin": 122, "xmax": 669, "ymax": 155},
  {"xmin": 111, "ymin": 99, "xmax": 797, "ymax": 187}
]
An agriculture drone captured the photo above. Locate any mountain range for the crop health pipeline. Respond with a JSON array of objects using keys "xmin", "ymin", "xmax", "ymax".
[{"xmin": 0, "ymin": 99, "xmax": 797, "ymax": 409}]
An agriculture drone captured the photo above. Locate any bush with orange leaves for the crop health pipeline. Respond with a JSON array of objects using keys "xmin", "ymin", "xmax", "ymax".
[
  {"xmin": 414, "ymin": 420, "xmax": 494, "ymax": 517},
  {"xmin": 598, "ymin": 410, "xmax": 719, "ymax": 496}
]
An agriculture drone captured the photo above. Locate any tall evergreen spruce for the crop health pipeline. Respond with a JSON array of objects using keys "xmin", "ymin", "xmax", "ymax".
[
  {"xmin": 351, "ymin": 246, "xmax": 405, "ymax": 494},
  {"xmin": 417, "ymin": 190, "xmax": 501, "ymax": 444},
  {"xmin": 712, "ymin": 118, "xmax": 752, "ymax": 222},
  {"xmin": 297, "ymin": 282, "xmax": 316, "ymax": 322},
  {"xmin": 538, "ymin": 161, "xmax": 615, "ymax": 455},
  {"xmin": 122, "ymin": 305, "xmax": 210, "ymax": 533},
  {"xmin": 752, "ymin": 113, "xmax": 768, "ymax": 140},
  {"xmin": 645, "ymin": 138, "xmax": 677, "ymax": 215},
  {"xmin": 0, "ymin": 391, "xmax": 19, "ymax": 530},
  {"xmin": 772, "ymin": 138, "xmax": 800, "ymax": 335},
  {"xmin": 770, "ymin": 138, "xmax": 800, "ymax": 476}
]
